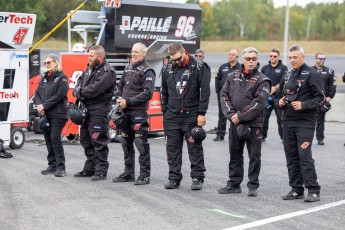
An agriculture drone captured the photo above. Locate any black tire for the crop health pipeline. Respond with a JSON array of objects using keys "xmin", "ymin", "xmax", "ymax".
[
  {"xmin": 9, "ymin": 127, "xmax": 25, "ymax": 149},
  {"xmin": 33, "ymin": 117, "xmax": 43, "ymax": 134},
  {"xmin": 27, "ymin": 115, "xmax": 37, "ymax": 132},
  {"xmin": 66, "ymin": 134, "xmax": 79, "ymax": 141}
]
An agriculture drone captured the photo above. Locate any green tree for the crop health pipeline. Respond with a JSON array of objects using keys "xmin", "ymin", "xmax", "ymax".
[{"xmin": 199, "ymin": 1, "xmax": 220, "ymax": 39}]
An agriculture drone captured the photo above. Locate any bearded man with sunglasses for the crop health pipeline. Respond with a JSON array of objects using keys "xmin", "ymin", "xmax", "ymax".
[
  {"xmin": 261, "ymin": 49, "xmax": 288, "ymax": 142},
  {"xmin": 312, "ymin": 53, "xmax": 337, "ymax": 145},
  {"xmin": 218, "ymin": 47, "xmax": 270, "ymax": 197},
  {"xmin": 161, "ymin": 43, "xmax": 210, "ymax": 190}
]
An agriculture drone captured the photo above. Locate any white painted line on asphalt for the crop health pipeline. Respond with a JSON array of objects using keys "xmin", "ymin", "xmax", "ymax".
[
  {"xmin": 154, "ymin": 137, "xmax": 165, "ymax": 139},
  {"xmin": 222, "ymin": 199, "xmax": 345, "ymax": 230}
]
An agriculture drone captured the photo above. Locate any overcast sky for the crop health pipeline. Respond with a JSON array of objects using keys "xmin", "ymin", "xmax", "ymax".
[{"xmin": 151, "ymin": 0, "xmax": 344, "ymax": 8}]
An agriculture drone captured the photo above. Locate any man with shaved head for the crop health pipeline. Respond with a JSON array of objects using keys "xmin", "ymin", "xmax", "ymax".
[
  {"xmin": 214, "ymin": 49, "xmax": 241, "ymax": 141},
  {"xmin": 113, "ymin": 42, "xmax": 156, "ymax": 185}
]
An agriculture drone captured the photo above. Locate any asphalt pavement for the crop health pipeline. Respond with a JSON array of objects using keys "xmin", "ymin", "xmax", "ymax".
[{"xmin": 1, "ymin": 78, "xmax": 345, "ymax": 230}]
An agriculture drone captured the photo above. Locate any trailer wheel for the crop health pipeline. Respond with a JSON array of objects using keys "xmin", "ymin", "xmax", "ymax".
[
  {"xmin": 33, "ymin": 117, "xmax": 43, "ymax": 134},
  {"xmin": 28, "ymin": 115, "xmax": 37, "ymax": 132},
  {"xmin": 9, "ymin": 127, "xmax": 25, "ymax": 149},
  {"xmin": 66, "ymin": 134, "xmax": 79, "ymax": 141}
]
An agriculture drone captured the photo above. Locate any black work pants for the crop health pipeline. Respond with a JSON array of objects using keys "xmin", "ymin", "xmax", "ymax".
[
  {"xmin": 163, "ymin": 111, "xmax": 206, "ymax": 182},
  {"xmin": 80, "ymin": 115, "xmax": 109, "ymax": 176},
  {"xmin": 227, "ymin": 123, "xmax": 262, "ymax": 189},
  {"xmin": 120, "ymin": 111, "xmax": 150, "ymax": 177},
  {"xmin": 43, "ymin": 118, "xmax": 68, "ymax": 170},
  {"xmin": 315, "ymin": 108, "xmax": 325, "ymax": 141},
  {"xmin": 216, "ymin": 93, "xmax": 227, "ymax": 137},
  {"xmin": 263, "ymin": 100, "xmax": 283, "ymax": 139},
  {"xmin": 283, "ymin": 122, "xmax": 320, "ymax": 194}
]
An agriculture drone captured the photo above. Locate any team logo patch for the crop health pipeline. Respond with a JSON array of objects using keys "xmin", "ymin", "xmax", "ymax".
[
  {"xmin": 92, "ymin": 132, "xmax": 100, "ymax": 139},
  {"xmin": 188, "ymin": 136, "xmax": 194, "ymax": 143},
  {"xmin": 134, "ymin": 124, "xmax": 141, "ymax": 130}
]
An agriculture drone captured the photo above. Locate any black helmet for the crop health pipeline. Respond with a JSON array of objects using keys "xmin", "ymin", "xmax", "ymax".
[
  {"xmin": 191, "ymin": 126, "xmax": 206, "ymax": 140},
  {"xmin": 39, "ymin": 115, "xmax": 50, "ymax": 132},
  {"xmin": 67, "ymin": 103, "xmax": 87, "ymax": 125},
  {"xmin": 108, "ymin": 103, "xmax": 128, "ymax": 129},
  {"xmin": 320, "ymin": 101, "xmax": 331, "ymax": 113}
]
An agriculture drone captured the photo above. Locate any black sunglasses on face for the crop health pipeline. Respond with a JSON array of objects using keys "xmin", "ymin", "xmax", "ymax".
[
  {"xmin": 44, "ymin": 61, "xmax": 54, "ymax": 65},
  {"xmin": 318, "ymin": 58, "xmax": 326, "ymax": 61},
  {"xmin": 171, "ymin": 55, "xmax": 183, "ymax": 62},
  {"xmin": 195, "ymin": 54, "xmax": 204, "ymax": 58},
  {"xmin": 244, "ymin": 57, "xmax": 258, "ymax": 61}
]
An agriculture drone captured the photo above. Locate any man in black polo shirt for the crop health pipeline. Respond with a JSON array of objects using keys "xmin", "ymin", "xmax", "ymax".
[
  {"xmin": 261, "ymin": 49, "xmax": 288, "ymax": 142},
  {"xmin": 214, "ymin": 49, "xmax": 241, "ymax": 141}
]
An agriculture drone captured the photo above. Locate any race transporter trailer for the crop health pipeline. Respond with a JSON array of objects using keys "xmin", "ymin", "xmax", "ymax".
[{"xmin": 0, "ymin": 12, "xmax": 37, "ymax": 148}]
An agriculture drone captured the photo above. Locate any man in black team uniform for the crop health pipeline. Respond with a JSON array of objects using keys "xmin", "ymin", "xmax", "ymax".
[
  {"xmin": 214, "ymin": 49, "xmax": 241, "ymax": 141},
  {"xmin": 261, "ymin": 49, "xmax": 288, "ymax": 142},
  {"xmin": 312, "ymin": 53, "xmax": 336, "ymax": 145},
  {"xmin": 161, "ymin": 42, "xmax": 210, "ymax": 190},
  {"xmin": 74, "ymin": 45, "xmax": 117, "ymax": 181},
  {"xmin": 112, "ymin": 43, "xmax": 156, "ymax": 185},
  {"xmin": 277, "ymin": 45, "xmax": 324, "ymax": 202},
  {"xmin": 218, "ymin": 47, "xmax": 270, "ymax": 197}
]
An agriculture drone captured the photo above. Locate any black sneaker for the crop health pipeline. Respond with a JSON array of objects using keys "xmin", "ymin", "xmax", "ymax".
[
  {"xmin": 304, "ymin": 193, "xmax": 320, "ymax": 202},
  {"xmin": 41, "ymin": 166, "xmax": 56, "ymax": 175},
  {"xmin": 134, "ymin": 175, "xmax": 150, "ymax": 185},
  {"xmin": 91, "ymin": 174, "xmax": 107, "ymax": 181},
  {"xmin": 282, "ymin": 191, "xmax": 305, "ymax": 200},
  {"xmin": 112, "ymin": 173, "xmax": 135, "ymax": 182},
  {"xmin": 191, "ymin": 178, "xmax": 203, "ymax": 190},
  {"xmin": 218, "ymin": 185, "xmax": 242, "ymax": 194},
  {"xmin": 213, "ymin": 136, "xmax": 224, "ymax": 141},
  {"xmin": 164, "ymin": 180, "xmax": 180, "ymax": 189},
  {"xmin": 55, "ymin": 168, "xmax": 67, "ymax": 177},
  {"xmin": 74, "ymin": 171, "xmax": 94, "ymax": 177},
  {"xmin": 248, "ymin": 188, "xmax": 258, "ymax": 197},
  {"xmin": 318, "ymin": 140, "xmax": 324, "ymax": 145}
]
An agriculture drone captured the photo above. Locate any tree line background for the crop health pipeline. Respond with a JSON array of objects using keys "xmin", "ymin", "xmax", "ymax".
[{"xmin": 1, "ymin": 0, "xmax": 344, "ymax": 41}]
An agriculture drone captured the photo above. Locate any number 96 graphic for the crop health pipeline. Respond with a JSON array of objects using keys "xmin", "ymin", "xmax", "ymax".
[{"xmin": 175, "ymin": 16, "xmax": 195, "ymax": 38}]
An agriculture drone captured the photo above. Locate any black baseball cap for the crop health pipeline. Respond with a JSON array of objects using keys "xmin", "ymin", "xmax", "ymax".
[
  {"xmin": 191, "ymin": 126, "xmax": 206, "ymax": 140},
  {"xmin": 284, "ymin": 79, "xmax": 301, "ymax": 102}
]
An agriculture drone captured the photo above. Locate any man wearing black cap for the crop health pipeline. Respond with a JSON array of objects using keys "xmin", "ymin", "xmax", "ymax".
[
  {"xmin": 161, "ymin": 42, "xmax": 210, "ymax": 190},
  {"xmin": 312, "ymin": 53, "xmax": 337, "ymax": 145},
  {"xmin": 276, "ymin": 45, "xmax": 325, "ymax": 202},
  {"xmin": 218, "ymin": 47, "xmax": 271, "ymax": 197}
]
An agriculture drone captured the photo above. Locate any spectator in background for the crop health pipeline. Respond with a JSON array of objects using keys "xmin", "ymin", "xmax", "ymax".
[
  {"xmin": 214, "ymin": 49, "xmax": 241, "ymax": 141},
  {"xmin": 195, "ymin": 49, "xmax": 211, "ymax": 76},
  {"xmin": 312, "ymin": 53, "xmax": 336, "ymax": 145},
  {"xmin": 261, "ymin": 49, "xmax": 288, "ymax": 142},
  {"xmin": 34, "ymin": 54, "xmax": 69, "ymax": 177}
]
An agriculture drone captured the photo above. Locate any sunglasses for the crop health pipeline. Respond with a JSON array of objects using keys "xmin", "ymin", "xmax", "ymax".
[
  {"xmin": 195, "ymin": 54, "xmax": 204, "ymax": 58},
  {"xmin": 171, "ymin": 55, "xmax": 183, "ymax": 62},
  {"xmin": 318, "ymin": 58, "xmax": 326, "ymax": 61},
  {"xmin": 270, "ymin": 55, "xmax": 278, "ymax": 58},
  {"xmin": 244, "ymin": 57, "xmax": 258, "ymax": 62},
  {"xmin": 44, "ymin": 61, "xmax": 54, "ymax": 65}
]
